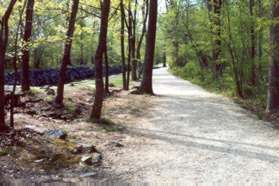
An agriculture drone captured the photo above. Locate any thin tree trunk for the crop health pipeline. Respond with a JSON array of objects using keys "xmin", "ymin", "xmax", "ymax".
[
  {"xmin": 258, "ymin": 0, "xmax": 263, "ymax": 76},
  {"xmin": 104, "ymin": 43, "xmax": 109, "ymax": 94},
  {"xmin": 0, "ymin": 0, "xmax": 17, "ymax": 132},
  {"xmin": 126, "ymin": 1, "xmax": 132, "ymax": 90},
  {"xmin": 120, "ymin": 0, "xmax": 127, "ymax": 90},
  {"xmin": 208, "ymin": 0, "xmax": 223, "ymax": 79},
  {"xmin": 140, "ymin": 0, "xmax": 158, "ymax": 94},
  {"xmin": 90, "ymin": 0, "xmax": 110, "ymax": 122},
  {"xmin": 55, "ymin": 0, "xmax": 79, "ymax": 106},
  {"xmin": 267, "ymin": 0, "xmax": 279, "ymax": 113},
  {"xmin": 249, "ymin": 0, "xmax": 257, "ymax": 85},
  {"xmin": 10, "ymin": 0, "xmax": 26, "ymax": 127},
  {"xmin": 136, "ymin": 0, "xmax": 148, "ymax": 78},
  {"xmin": 131, "ymin": 0, "xmax": 138, "ymax": 81},
  {"xmin": 21, "ymin": 0, "xmax": 35, "ymax": 92}
]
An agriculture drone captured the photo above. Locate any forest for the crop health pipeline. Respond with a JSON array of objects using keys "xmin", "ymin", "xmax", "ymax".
[{"xmin": 1, "ymin": 0, "xmax": 279, "ymax": 183}]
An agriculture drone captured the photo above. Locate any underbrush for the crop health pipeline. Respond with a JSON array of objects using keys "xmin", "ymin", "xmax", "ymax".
[{"xmin": 170, "ymin": 62, "xmax": 267, "ymax": 119}]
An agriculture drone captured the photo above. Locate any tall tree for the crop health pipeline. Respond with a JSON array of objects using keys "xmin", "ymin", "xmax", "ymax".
[
  {"xmin": 90, "ymin": 0, "xmax": 110, "ymax": 121},
  {"xmin": 126, "ymin": 0, "xmax": 133, "ymax": 89},
  {"xmin": 136, "ymin": 0, "xmax": 148, "ymax": 77},
  {"xmin": 249, "ymin": 0, "xmax": 256, "ymax": 85},
  {"xmin": 120, "ymin": 0, "xmax": 127, "ymax": 90},
  {"xmin": 55, "ymin": 0, "xmax": 79, "ymax": 106},
  {"xmin": 0, "ymin": 0, "xmax": 17, "ymax": 132},
  {"xmin": 131, "ymin": 0, "xmax": 138, "ymax": 81},
  {"xmin": 104, "ymin": 43, "xmax": 109, "ymax": 94},
  {"xmin": 267, "ymin": 0, "xmax": 279, "ymax": 113},
  {"xmin": 140, "ymin": 0, "xmax": 158, "ymax": 94},
  {"xmin": 21, "ymin": 0, "xmax": 35, "ymax": 92},
  {"xmin": 208, "ymin": 0, "xmax": 223, "ymax": 79}
]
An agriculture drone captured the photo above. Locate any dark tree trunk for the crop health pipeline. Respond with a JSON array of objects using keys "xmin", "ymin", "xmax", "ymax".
[
  {"xmin": 131, "ymin": 0, "xmax": 138, "ymax": 81},
  {"xmin": 104, "ymin": 43, "xmax": 109, "ymax": 94},
  {"xmin": 136, "ymin": 0, "xmax": 148, "ymax": 78},
  {"xmin": 21, "ymin": 0, "xmax": 35, "ymax": 92},
  {"xmin": 249, "ymin": 0, "xmax": 257, "ymax": 85},
  {"xmin": 258, "ymin": 0, "xmax": 263, "ymax": 75},
  {"xmin": 208, "ymin": 0, "xmax": 223, "ymax": 79},
  {"xmin": 0, "ymin": 0, "xmax": 17, "ymax": 132},
  {"xmin": 10, "ymin": 0, "xmax": 26, "ymax": 128},
  {"xmin": 120, "ymin": 0, "xmax": 127, "ymax": 90},
  {"xmin": 55, "ymin": 0, "xmax": 79, "ymax": 106},
  {"xmin": 140, "ymin": 0, "xmax": 158, "ymax": 94},
  {"xmin": 267, "ymin": 0, "xmax": 279, "ymax": 113},
  {"xmin": 90, "ymin": 0, "xmax": 110, "ymax": 122},
  {"xmin": 126, "ymin": 1, "xmax": 133, "ymax": 90},
  {"xmin": 163, "ymin": 51, "xmax": 167, "ymax": 67}
]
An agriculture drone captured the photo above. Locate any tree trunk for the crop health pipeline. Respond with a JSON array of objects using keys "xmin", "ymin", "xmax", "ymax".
[
  {"xmin": 120, "ymin": 0, "xmax": 127, "ymax": 90},
  {"xmin": 55, "ymin": 0, "xmax": 79, "ymax": 106},
  {"xmin": 131, "ymin": 0, "xmax": 138, "ymax": 81},
  {"xmin": 126, "ymin": 1, "xmax": 132, "ymax": 90},
  {"xmin": 249, "ymin": 0, "xmax": 257, "ymax": 85},
  {"xmin": 21, "ymin": 0, "xmax": 35, "ymax": 92},
  {"xmin": 258, "ymin": 0, "xmax": 263, "ymax": 76},
  {"xmin": 208, "ymin": 0, "xmax": 223, "ymax": 79},
  {"xmin": 140, "ymin": 0, "xmax": 158, "ymax": 94},
  {"xmin": 90, "ymin": 0, "xmax": 110, "ymax": 122},
  {"xmin": 136, "ymin": 0, "xmax": 148, "ymax": 78},
  {"xmin": 0, "ymin": 0, "xmax": 17, "ymax": 132},
  {"xmin": 267, "ymin": 0, "xmax": 279, "ymax": 113},
  {"xmin": 104, "ymin": 43, "xmax": 109, "ymax": 94}
]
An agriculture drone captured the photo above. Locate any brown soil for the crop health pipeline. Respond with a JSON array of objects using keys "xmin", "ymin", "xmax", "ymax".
[{"xmin": 0, "ymin": 81, "xmax": 153, "ymax": 183}]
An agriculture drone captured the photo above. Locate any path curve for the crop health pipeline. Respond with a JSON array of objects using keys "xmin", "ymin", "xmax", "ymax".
[{"xmin": 109, "ymin": 67, "xmax": 279, "ymax": 184}]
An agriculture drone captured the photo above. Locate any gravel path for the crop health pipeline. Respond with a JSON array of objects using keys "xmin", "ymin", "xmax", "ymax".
[{"xmin": 109, "ymin": 67, "xmax": 279, "ymax": 184}]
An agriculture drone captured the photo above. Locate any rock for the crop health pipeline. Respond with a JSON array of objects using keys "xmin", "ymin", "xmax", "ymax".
[
  {"xmin": 46, "ymin": 129, "xmax": 67, "ymax": 140},
  {"xmin": 34, "ymin": 159, "xmax": 44, "ymax": 163},
  {"xmin": 92, "ymin": 153, "xmax": 102, "ymax": 164},
  {"xmin": 81, "ymin": 155, "xmax": 93, "ymax": 166},
  {"xmin": 46, "ymin": 88, "xmax": 55, "ymax": 95},
  {"xmin": 80, "ymin": 172, "xmax": 97, "ymax": 178},
  {"xmin": 80, "ymin": 153, "xmax": 102, "ymax": 166},
  {"xmin": 108, "ymin": 141, "xmax": 124, "ymax": 148},
  {"xmin": 72, "ymin": 144, "xmax": 98, "ymax": 154},
  {"xmin": 25, "ymin": 125, "xmax": 47, "ymax": 134},
  {"xmin": 26, "ymin": 110, "xmax": 37, "ymax": 115},
  {"xmin": 71, "ymin": 145, "xmax": 83, "ymax": 154},
  {"xmin": 82, "ymin": 144, "xmax": 98, "ymax": 153}
]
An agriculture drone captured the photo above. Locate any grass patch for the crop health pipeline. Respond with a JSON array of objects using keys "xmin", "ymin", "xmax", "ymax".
[
  {"xmin": 29, "ymin": 87, "xmax": 44, "ymax": 95},
  {"xmin": 0, "ymin": 148, "xmax": 10, "ymax": 156}
]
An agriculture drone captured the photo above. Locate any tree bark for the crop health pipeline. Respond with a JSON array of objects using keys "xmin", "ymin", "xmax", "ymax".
[
  {"xmin": 140, "ymin": 0, "xmax": 157, "ymax": 94},
  {"xmin": 249, "ymin": 0, "xmax": 257, "ymax": 85},
  {"xmin": 21, "ymin": 0, "xmax": 35, "ymax": 92},
  {"xmin": 267, "ymin": 0, "xmax": 279, "ymax": 113},
  {"xmin": 0, "ymin": 0, "xmax": 17, "ymax": 132},
  {"xmin": 126, "ymin": 1, "xmax": 133, "ymax": 90},
  {"xmin": 208, "ymin": 0, "xmax": 223, "ymax": 79},
  {"xmin": 55, "ymin": 0, "xmax": 79, "ymax": 105},
  {"xmin": 90, "ymin": 0, "xmax": 110, "ymax": 122},
  {"xmin": 131, "ymin": 0, "xmax": 138, "ymax": 81},
  {"xmin": 136, "ymin": 0, "xmax": 148, "ymax": 78},
  {"xmin": 104, "ymin": 43, "xmax": 109, "ymax": 94},
  {"xmin": 120, "ymin": 0, "xmax": 127, "ymax": 90}
]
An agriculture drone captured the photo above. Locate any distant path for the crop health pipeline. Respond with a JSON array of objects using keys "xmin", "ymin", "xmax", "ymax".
[{"xmin": 109, "ymin": 67, "xmax": 279, "ymax": 183}]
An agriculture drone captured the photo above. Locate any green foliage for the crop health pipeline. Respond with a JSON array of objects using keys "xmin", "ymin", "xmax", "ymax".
[{"xmin": 159, "ymin": 0, "xmax": 270, "ymax": 115}]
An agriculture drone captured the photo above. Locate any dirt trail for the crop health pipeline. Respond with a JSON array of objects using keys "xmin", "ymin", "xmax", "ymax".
[{"xmin": 106, "ymin": 67, "xmax": 279, "ymax": 183}]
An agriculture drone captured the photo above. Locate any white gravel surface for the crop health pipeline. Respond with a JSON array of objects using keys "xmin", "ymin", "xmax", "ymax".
[{"xmin": 108, "ymin": 67, "xmax": 279, "ymax": 184}]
